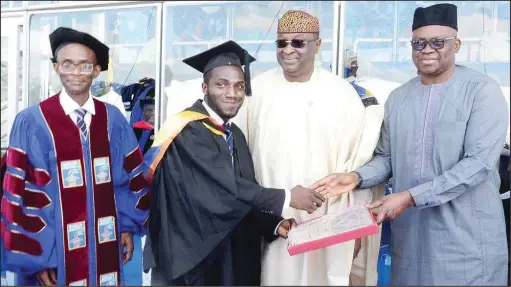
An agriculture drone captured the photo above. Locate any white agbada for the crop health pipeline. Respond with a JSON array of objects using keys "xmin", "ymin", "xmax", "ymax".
[{"xmin": 234, "ymin": 67, "xmax": 384, "ymax": 286}]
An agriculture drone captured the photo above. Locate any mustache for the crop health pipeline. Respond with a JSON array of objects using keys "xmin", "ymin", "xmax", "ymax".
[
  {"xmin": 280, "ymin": 56, "xmax": 298, "ymax": 60},
  {"xmin": 418, "ymin": 57, "xmax": 440, "ymax": 60}
]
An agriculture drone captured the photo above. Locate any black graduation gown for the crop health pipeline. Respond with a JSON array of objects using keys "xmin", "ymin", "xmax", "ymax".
[
  {"xmin": 148, "ymin": 100, "xmax": 285, "ymax": 286},
  {"xmin": 230, "ymin": 123, "xmax": 283, "ymax": 286},
  {"xmin": 499, "ymin": 149, "xmax": 510, "ymax": 285}
]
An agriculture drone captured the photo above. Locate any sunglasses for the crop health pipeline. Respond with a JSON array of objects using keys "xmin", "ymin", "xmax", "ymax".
[
  {"xmin": 410, "ymin": 37, "xmax": 457, "ymax": 51},
  {"xmin": 275, "ymin": 39, "xmax": 318, "ymax": 49}
]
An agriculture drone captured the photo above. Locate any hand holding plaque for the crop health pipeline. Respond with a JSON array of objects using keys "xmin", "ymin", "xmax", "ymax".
[
  {"xmin": 276, "ymin": 218, "xmax": 297, "ymax": 239},
  {"xmin": 287, "ymin": 204, "xmax": 378, "ymax": 256}
]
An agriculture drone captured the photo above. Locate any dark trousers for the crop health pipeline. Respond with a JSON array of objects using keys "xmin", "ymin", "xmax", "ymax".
[
  {"xmin": 498, "ymin": 149, "xmax": 510, "ymax": 285},
  {"xmin": 152, "ymin": 239, "xmax": 233, "ymax": 286}
]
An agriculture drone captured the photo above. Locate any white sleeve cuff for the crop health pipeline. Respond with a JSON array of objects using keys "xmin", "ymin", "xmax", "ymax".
[
  {"xmin": 273, "ymin": 219, "xmax": 285, "ymax": 236},
  {"xmin": 282, "ymin": 189, "xmax": 291, "ymax": 216}
]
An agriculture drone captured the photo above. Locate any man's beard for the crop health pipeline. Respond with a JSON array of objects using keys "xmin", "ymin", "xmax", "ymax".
[{"xmin": 204, "ymin": 92, "xmax": 240, "ymax": 120}]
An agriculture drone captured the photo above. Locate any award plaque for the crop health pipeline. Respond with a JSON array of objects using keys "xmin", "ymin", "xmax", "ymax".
[{"xmin": 287, "ymin": 204, "xmax": 379, "ymax": 256}]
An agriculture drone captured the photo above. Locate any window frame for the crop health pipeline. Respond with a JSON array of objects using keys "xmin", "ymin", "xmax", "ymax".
[{"xmin": 25, "ymin": 2, "xmax": 162, "ymax": 130}]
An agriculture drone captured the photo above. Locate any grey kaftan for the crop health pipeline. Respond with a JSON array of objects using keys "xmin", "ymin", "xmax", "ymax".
[{"xmin": 356, "ymin": 65, "xmax": 509, "ymax": 286}]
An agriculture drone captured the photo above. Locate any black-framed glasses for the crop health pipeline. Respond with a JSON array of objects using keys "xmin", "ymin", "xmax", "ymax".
[
  {"xmin": 410, "ymin": 37, "xmax": 457, "ymax": 51},
  {"xmin": 275, "ymin": 39, "xmax": 318, "ymax": 49},
  {"xmin": 58, "ymin": 61, "xmax": 95, "ymax": 75}
]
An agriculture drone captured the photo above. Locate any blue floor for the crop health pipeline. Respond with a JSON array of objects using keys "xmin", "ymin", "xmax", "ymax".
[
  {"xmin": 377, "ymin": 182, "xmax": 393, "ymax": 286},
  {"xmin": 377, "ymin": 222, "xmax": 391, "ymax": 286},
  {"xmin": 122, "ymin": 234, "xmax": 143, "ymax": 285}
]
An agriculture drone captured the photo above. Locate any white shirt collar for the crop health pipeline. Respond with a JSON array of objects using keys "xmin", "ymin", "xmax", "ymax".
[
  {"xmin": 59, "ymin": 88, "xmax": 96, "ymax": 116},
  {"xmin": 202, "ymin": 100, "xmax": 231, "ymax": 127}
]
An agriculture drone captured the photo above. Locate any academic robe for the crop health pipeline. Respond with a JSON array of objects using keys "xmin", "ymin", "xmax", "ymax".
[
  {"xmin": 356, "ymin": 66, "xmax": 509, "ymax": 285},
  {"xmin": 1, "ymin": 93, "xmax": 150, "ymax": 286},
  {"xmin": 144, "ymin": 99, "xmax": 285, "ymax": 285},
  {"xmin": 133, "ymin": 120, "xmax": 155, "ymax": 155},
  {"xmin": 234, "ymin": 67, "xmax": 385, "ymax": 286}
]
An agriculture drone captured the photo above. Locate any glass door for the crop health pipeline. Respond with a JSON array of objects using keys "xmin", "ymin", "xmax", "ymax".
[
  {"xmin": 1, "ymin": 17, "xmax": 23, "ymax": 286},
  {"xmin": 1, "ymin": 16, "xmax": 24, "ymax": 152}
]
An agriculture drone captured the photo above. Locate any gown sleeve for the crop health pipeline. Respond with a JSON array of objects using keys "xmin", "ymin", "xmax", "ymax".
[
  {"xmin": 249, "ymin": 209, "xmax": 283, "ymax": 242},
  {"xmin": 1, "ymin": 112, "xmax": 58, "ymax": 274},
  {"xmin": 110, "ymin": 108, "xmax": 150, "ymax": 235}
]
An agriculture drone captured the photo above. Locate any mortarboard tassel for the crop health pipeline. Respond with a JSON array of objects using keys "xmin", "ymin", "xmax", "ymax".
[{"xmin": 244, "ymin": 50, "xmax": 252, "ymax": 97}]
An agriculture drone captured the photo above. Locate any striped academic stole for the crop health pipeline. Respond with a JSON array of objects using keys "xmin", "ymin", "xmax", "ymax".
[
  {"xmin": 40, "ymin": 94, "xmax": 120, "ymax": 286},
  {"xmin": 145, "ymin": 111, "xmax": 209, "ymax": 182},
  {"xmin": 144, "ymin": 110, "xmax": 232, "ymax": 182}
]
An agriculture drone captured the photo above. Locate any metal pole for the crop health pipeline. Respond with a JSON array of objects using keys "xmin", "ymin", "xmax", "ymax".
[
  {"xmin": 155, "ymin": 2, "xmax": 163, "ymax": 133},
  {"xmin": 334, "ymin": 1, "xmax": 346, "ymax": 76}
]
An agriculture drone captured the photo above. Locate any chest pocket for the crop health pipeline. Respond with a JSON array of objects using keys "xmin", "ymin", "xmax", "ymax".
[{"xmin": 433, "ymin": 121, "xmax": 466, "ymax": 171}]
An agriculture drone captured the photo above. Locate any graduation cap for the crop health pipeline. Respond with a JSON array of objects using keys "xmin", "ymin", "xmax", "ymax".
[
  {"xmin": 412, "ymin": 3, "xmax": 458, "ymax": 31},
  {"xmin": 182, "ymin": 40, "xmax": 256, "ymax": 96},
  {"xmin": 49, "ymin": 27, "xmax": 110, "ymax": 71}
]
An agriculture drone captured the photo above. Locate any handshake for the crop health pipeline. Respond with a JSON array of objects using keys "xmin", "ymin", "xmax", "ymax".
[
  {"xmin": 276, "ymin": 172, "xmax": 362, "ymax": 241},
  {"xmin": 289, "ymin": 171, "xmax": 361, "ymax": 214},
  {"xmin": 275, "ymin": 172, "xmax": 361, "ymax": 239}
]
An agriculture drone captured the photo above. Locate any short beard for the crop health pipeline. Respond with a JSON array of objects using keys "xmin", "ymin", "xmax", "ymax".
[
  {"xmin": 203, "ymin": 91, "xmax": 223, "ymax": 118},
  {"xmin": 203, "ymin": 91, "xmax": 238, "ymax": 122}
]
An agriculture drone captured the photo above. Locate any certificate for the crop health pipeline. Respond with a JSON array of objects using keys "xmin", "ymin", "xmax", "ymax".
[{"xmin": 287, "ymin": 204, "xmax": 378, "ymax": 256}]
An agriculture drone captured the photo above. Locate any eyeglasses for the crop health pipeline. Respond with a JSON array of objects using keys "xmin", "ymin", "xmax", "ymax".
[
  {"xmin": 410, "ymin": 37, "xmax": 457, "ymax": 51},
  {"xmin": 58, "ymin": 61, "xmax": 95, "ymax": 75},
  {"xmin": 275, "ymin": 39, "xmax": 318, "ymax": 49}
]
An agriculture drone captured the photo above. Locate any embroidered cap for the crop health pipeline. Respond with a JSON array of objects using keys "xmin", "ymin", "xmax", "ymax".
[{"xmin": 277, "ymin": 10, "xmax": 320, "ymax": 34}]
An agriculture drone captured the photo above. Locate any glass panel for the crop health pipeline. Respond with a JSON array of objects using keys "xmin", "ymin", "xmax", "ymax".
[
  {"xmin": 18, "ymin": 26, "xmax": 23, "ymax": 109},
  {"xmin": 1, "ymin": 17, "xmax": 23, "ymax": 151},
  {"xmin": 342, "ymin": 0, "xmax": 510, "ymax": 107},
  {"xmin": 27, "ymin": 1, "xmax": 59, "ymax": 6},
  {"xmin": 162, "ymin": 1, "xmax": 334, "ymax": 120},
  {"xmin": 1, "ymin": 37, "xmax": 8, "ymax": 148},
  {"xmin": 0, "ymin": 1, "xmax": 23, "ymax": 8},
  {"xmin": 28, "ymin": 6, "xmax": 158, "ymax": 121}
]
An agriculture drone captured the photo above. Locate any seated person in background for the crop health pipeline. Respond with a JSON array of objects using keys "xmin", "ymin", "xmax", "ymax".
[{"xmin": 133, "ymin": 95, "xmax": 155, "ymax": 155}]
